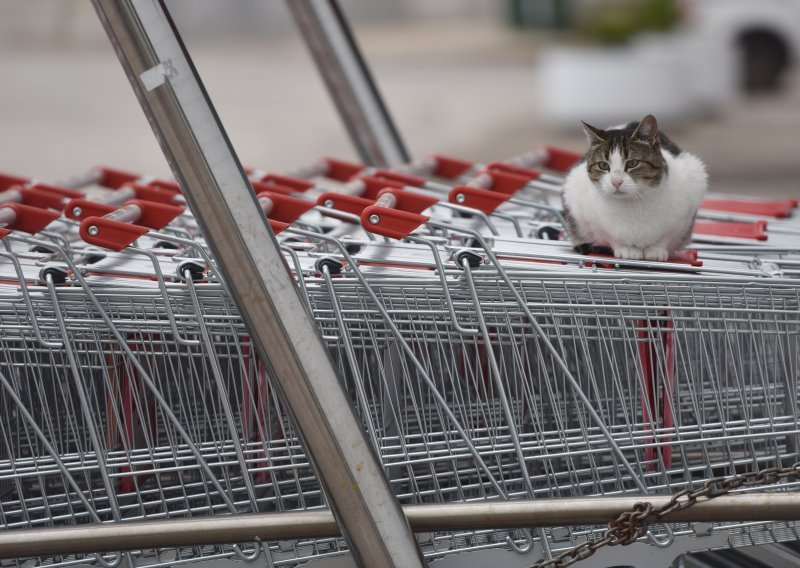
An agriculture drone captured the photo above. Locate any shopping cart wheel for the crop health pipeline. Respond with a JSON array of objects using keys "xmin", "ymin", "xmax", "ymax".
[
  {"xmin": 315, "ymin": 256, "xmax": 343, "ymax": 275},
  {"xmin": 153, "ymin": 240, "xmax": 179, "ymax": 250},
  {"xmin": 177, "ymin": 260, "xmax": 205, "ymax": 281},
  {"xmin": 453, "ymin": 249, "xmax": 482, "ymax": 269},
  {"xmin": 536, "ymin": 225, "xmax": 561, "ymax": 240},
  {"xmin": 39, "ymin": 265, "xmax": 68, "ymax": 285}
]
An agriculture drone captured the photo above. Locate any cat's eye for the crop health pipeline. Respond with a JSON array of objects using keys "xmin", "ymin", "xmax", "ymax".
[
  {"xmin": 596, "ymin": 162, "xmax": 610, "ymax": 171},
  {"xmin": 626, "ymin": 159, "xmax": 640, "ymax": 168}
]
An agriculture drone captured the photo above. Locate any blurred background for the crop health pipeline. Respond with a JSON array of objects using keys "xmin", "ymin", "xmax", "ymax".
[{"xmin": 0, "ymin": 0, "xmax": 797, "ymax": 198}]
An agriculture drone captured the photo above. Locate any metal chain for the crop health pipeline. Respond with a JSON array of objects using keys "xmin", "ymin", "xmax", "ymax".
[{"xmin": 530, "ymin": 460, "xmax": 800, "ymax": 568}]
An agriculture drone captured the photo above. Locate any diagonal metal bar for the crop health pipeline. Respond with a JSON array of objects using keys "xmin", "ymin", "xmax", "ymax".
[
  {"xmin": 288, "ymin": 0, "xmax": 410, "ymax": 166},
  {"xmin": 89, "ymin": 1, "xmax": 424, "ymax": 566}
]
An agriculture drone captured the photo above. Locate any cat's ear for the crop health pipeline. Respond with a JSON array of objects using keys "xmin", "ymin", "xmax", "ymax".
[
  {"xmin": 632, "ymin": 115, "xmax": 658, "ymax": 142},
  {"xmin": 581, "ymin": 121, "xmax": 608, "ymax": 145}
]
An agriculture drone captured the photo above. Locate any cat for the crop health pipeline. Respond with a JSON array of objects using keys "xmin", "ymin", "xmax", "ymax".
[{"xmin": 561, "ymin": 114, "xmax": 707, "ymax": 261}]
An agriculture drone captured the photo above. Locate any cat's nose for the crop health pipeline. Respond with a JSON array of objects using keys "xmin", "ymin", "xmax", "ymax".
[{"xmin": 611, "ymin": 178, "xmax": 623, "ymax": 189}]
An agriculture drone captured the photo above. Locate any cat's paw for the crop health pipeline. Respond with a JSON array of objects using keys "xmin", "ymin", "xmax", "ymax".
[
  {"xmin": 614, "ymin": 246, "xmax": 643, "ymax": 260},
  {"xmin": 643, "ymin": 247, "xmax": 669, "ymax": 262}
]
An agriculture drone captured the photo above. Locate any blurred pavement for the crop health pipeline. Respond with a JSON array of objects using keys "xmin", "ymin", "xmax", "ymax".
[{"xmin": 0, "ymin": 16, "xmax": 797, "ymax": 199}]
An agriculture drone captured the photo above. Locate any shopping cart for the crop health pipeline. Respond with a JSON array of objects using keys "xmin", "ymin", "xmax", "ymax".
[{"xmin": 1, "ymin": 151, "xmax": 799, "ymax": 568}]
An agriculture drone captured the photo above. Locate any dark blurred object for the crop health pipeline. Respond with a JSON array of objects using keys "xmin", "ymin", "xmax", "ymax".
[
  {"xmin": 739, "ymin": 29, "xmax": 790, "ymax": 92},
  {"xmin": 508, "ymin": 0, "xmax": 571, "ymax": 30},
  {"xmin": 576, "ymin": 0, "xmax": 678, "ymax": 44}
]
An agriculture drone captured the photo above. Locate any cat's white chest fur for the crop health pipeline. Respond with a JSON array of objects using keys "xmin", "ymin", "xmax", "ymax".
[{"xmin": 563, "ymin": 150, "xmax": 707, "ymax": 260}]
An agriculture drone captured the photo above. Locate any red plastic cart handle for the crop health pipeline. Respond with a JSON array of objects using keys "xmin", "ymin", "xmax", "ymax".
[
  {"xmin": 79, "ymin": 199, "xmax": 184, "ymax": 251},
  {"xmin": 0, "ymin": 203, "xmax": 61, "ymax": 238},
  {"xmin": 448, "ymin": 185, "xmax": 510, "ymax": 213},
  {"xmin": 361, "ymin": 205, "xmax": 429, "ymax": 239},
  {"xmin": 316, "ymin": 192, "xmax": 375, "ymax": 216},
  {"xmin": 122, "ymin": 183, "xmax": 182, "ymax": 204},
  {"xmin": 432, "ymin": 155, "xmax": 474, "ymax": 179},
  {"xmin": 694, "ymin": 220, "xmax": 768, "ymax": 241},
  {"xmin": 0, "ymin": 173, "xmax": 30, "ymax": 191},
  {"xmin": 323, "ymin": 157, "xmax": 365, "ymax": 182},
  {"xmin": 480, "ymin": 169, "xmax": 533, "ymax": 195},
  {"xmin": 376, "ymin": 188, "xmax": 438, "ymax": 214},
  {"xmin": 701, "ymin": 197, "xmax": 798, "ymax": 219},
  {"xmin": 256, "ymin": 174, "xmax": 315, "ymax": 193},
  {"xmin": 543, "ymin": 146, "xmax": 582, "ymax": 172},
  {"xmin": 354, "ymin": 175, "xmax": 406, "ymax": 200},
  {"xmin": 268, "ymin": 219, "xmax": 290, "ymax": 234},
  {"xmin": 65, "ymin": 198, "xmax": 117, "ymax": 220},
  {"xmin": 94, "ymin": 166, "xmax": 141, "ymax": 189},
  {"xmin": 486, "ymin": 162, "xmax": 542, "ymax": 182},
  {"xmin": 372, "ymin": 169, "xmax": 427, "ymax": 188},
  {"xmin": 28, "ymin": 183, "xmax": 83, "ymax": 201},
  {"xmin": 256, "ymin": 190, "xmax": 315, "ymax": 224},
  {"xmin": 251, "ymin": 180, "xmax": 297, "ymax": 197}
]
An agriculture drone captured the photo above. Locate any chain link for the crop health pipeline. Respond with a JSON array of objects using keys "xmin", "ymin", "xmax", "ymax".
[{"xmin": 530, "ymin": 460, "xmax": 800, "ymax": 568}]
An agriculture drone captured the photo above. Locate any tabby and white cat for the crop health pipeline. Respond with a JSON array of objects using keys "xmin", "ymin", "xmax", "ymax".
[{"xmin": 562, "ymin": 114, "xmax": 707, "ymax": 261}]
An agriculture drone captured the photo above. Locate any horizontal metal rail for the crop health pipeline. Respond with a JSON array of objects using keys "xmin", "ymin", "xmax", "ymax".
[{"xmin": 3, "ymin": 494, "xmax": 800, "ymax": 559}]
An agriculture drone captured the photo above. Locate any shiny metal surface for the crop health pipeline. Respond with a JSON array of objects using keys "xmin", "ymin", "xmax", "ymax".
[
  {"xmin": 89, "ymin": 1, "xmax": 423, "ymax": 566},
  {"xmin": 288, "ymin": 0, "xmax": 410, "ymax": 166},
  {"xmin": 3, "ymin": 494, "xmax": 800, "ymax": 559}
]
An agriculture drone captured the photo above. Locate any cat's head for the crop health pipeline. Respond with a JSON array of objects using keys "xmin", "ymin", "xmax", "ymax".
[{"xmin": 581, "ymin": 114, "xmax": 667, "ymax": 198}]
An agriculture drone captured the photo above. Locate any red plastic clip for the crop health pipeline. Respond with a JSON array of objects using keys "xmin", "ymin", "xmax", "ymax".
[
  {"xmin": 257, "ymin": 174, "xmax": 315, "ymax": 193},
  {"xmin": 144, "ymin": 179, "xmax": 181, "ymax": 193},
  {"xmin": 251, "ymin": 180, "xmax": 297, "ymax": 196},
  {"xmin": 80, "ymin": 217, "xmax": 148, "ymax": 251},
  {"xmin": 448, "ymin": 185, "xmax": 510, "ymax": 213},
  {"xmin": 486, "ymin": 162, "xmax": 542, "ymax": 182},
  {"xmin": 29, "ymin": 183, "xmax": 83, "ymax": 201},
  {"xmin": 433, "ymin": 155, "xmax": 474, "ymax": 179},
  {"xmin": 376, "ymin": 188, "xmax": 438, "ymax": 214},
  {"xmin": 356, "ymin": 176, "xmax": 405, "ymax": 200},
  {"xmin": 256, "ymin": 191, "xmax": 315, "ymax": 224},
  {"xmin": 694, "ymin": 220, "xmax": 768, "ymax": 241},
  {"xmin": 64, "ymin": 198, "xmax": 117, "ymax": 221},
  {"xmin": 361, "ymin": 205, "xmax": 429, "ymax": 239},
  {"xmin": 0, "ymin": 203, "xmax": 60, "ymax": 236},
  {"xmin": 0, "ymin": 173, "xmax": 30, "ymax": 191},
  {"xmin": 701, "ymin": 197, "xmax": 798, "ymax": 219},
  {"xmin": 95, "ymin": 166, "xmax": 141, "ymax": 189},
  {"xmin": 268, "ymin": 219, "xmax": 290, "ymax": 235},
  {"xmin": 316, "ymin": 192, "xmax": 375, "ymax": 216},
  {"xmin": 79, "ymin": 200, "xmax": 184, "ymax": 251},
  {"xmin": 483, "ymin": 169, "xmax": 532, "ymax": 195},
  {"xmin": 373, "ymin": 169, "xmax": 426, "ymax": 188},
  {"xmin": 125, "ymin": 199, "xmax": 184, "ymax": 230},
  {"xmin": 123, "ymin": 183, "xmax": 181, "ymax": 204},
  {"xmin": 323, "ymin": 158, "xmax": 365, "ymax": 182},
  {"xmin": 18, "ymin": 188, "xmax": 71, "ymax": 211},
  {"xmin": 543, "ymin": 146, "xmax": 582, "ymax": 172}
]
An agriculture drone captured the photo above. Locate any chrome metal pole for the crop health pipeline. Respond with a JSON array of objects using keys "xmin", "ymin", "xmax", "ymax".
[
  {"xmin": 287, "ymin": 0, "xmax": 410, "ymax": 167},
  {"xmin": 89, "ymin": 2, "xmax": 423, "ymax": 567},
  {"xmin": 4, "ymin": 494, "xmax": 800, "ymax": 559}
]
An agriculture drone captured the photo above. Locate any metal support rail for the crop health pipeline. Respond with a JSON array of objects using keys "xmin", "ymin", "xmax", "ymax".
[
  {"xmin": 3, "ymin": 494, "xmax": 800, "ymax": 559},
  {"xmin": 89, "ymin": 2, "xmax": 424, "ymax": 567},
  {"xmin": 288, "ymin": 0, "xmax": 410, "ymax": 166}
]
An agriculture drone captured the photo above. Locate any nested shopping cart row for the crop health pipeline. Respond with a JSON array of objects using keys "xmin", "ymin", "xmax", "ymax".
[{"xmin": 0, "ymin": 148, "xmax": 798, "ymax": 567}]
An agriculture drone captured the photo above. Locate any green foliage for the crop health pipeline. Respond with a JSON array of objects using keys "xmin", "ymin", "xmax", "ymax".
[{"xmin": 579, "ymin": 0, "xmax": 679, "ymax": 45}]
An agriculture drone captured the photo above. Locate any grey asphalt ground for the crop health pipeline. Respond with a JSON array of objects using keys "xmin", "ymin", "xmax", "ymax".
[{"xmin": 0, "ymin": 19, "xmax": 797, "ymax": 200}]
